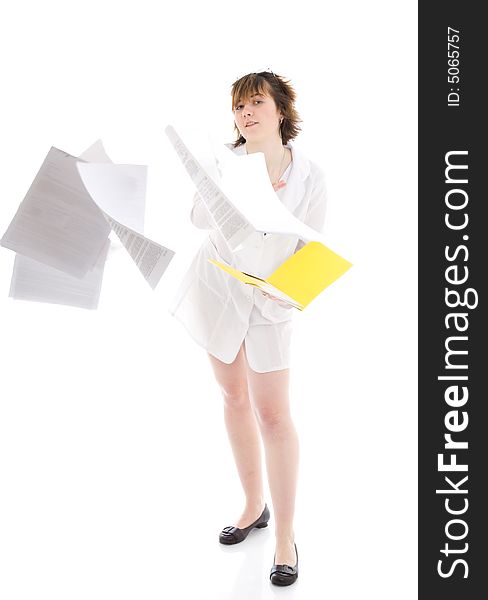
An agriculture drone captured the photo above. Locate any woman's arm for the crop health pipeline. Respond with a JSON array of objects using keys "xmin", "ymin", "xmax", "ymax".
[
  {"xmin": 294, "ymin": 165, "xmax": 328, "ymax": 252},
  {"xmin": 262, "ymin": 166, "xmax": 329, "ymax": 309},
  {"xmin": 190, "ymin": 191, "xmax": 214, "ymax": 229}
]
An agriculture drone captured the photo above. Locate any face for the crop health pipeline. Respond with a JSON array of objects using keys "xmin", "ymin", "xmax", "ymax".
[{"xmin": 233, "ymin": 91, "xmax": 282, "ymax": 142}]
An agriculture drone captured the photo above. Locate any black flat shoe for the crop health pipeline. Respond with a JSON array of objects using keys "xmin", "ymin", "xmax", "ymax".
[
  {"xmin": 219, "ymin": 503, "xmax": 270, "ymax": 545},
  {"xmin": 270, "ymin": 542, "xmax": 298, "ymax": 586}
]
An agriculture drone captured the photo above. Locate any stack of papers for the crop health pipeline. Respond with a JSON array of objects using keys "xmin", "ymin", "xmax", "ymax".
[{"xmin": 1, "ymin": 141, "xmax": 175, "ymax": 309}]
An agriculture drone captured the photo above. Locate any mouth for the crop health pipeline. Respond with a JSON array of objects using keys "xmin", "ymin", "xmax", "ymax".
[{"xmin": 245, "ymin": 121, "xmax": 258, "ymax": 127}]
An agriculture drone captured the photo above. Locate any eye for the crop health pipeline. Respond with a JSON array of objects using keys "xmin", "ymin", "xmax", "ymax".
[{"xmin": 234, "ymin": 99, "xmax": 263, "ymax": 112}]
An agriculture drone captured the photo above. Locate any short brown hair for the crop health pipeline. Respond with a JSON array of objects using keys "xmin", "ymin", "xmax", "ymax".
[{"xmin": 230, "ymin": 71, "xmax": 302, "ymax": 147}]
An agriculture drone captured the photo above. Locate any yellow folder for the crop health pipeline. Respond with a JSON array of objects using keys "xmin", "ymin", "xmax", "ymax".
[{"xmin": 208, "ymin": 241, "xmax": 352, "ymax": 310}]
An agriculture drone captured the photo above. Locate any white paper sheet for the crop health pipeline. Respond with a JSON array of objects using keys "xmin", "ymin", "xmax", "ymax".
[
  {"xmin": 78, "ymin": 139, "xmax": 125, "ymax": 257},
  {"xmin": 220, "ymin": 151, "xmax": 327, "ymax": 244},
  {"xmin": 9, "ymin": 238, "xmax": 110, "ymax": 309},
  {"xmin": 166, "ymin": 125, "xmax": 327, "ymax": 247},
  {"xmin": 102, "ymin": 214, "xmax": 174, "ymax": 290},
  {"xmin": 165, "ymin": 125, "xmax": 255, "ymax": 252},
  {"xmin": 76, "ymin": 162, "xmax": 175, "ymax": 289},
  {"xmin": 76, "ymin": 163, "xmax": 146, "ymax": 233},
  {"xmin": 1, "ymin": 147, "xmax": 110, "ymax": 278},
  {"xmin": 78, "ymin": 139, "xmax": 113, "ymax": 163}
]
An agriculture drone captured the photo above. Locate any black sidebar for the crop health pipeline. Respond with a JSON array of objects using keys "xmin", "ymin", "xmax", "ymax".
[{"xmin": 419, "ymin": 2, "xmax": 486, "ymax": 598}]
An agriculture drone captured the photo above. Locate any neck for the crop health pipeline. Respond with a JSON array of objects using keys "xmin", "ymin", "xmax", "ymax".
[{"xmin": 244, "ymin": 135, "xmax": 286, "ymax": 167}]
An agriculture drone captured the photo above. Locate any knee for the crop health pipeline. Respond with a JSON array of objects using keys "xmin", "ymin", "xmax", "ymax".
[
  {"xmin": 256, "ymin": 406, "xmax": 291, "ymax": 434},
  {"xmin": 220, "ymin": 383, "xmax": 250, "ymax": 410}
]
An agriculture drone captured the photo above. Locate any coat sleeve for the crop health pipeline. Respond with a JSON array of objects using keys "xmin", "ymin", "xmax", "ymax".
[
  {"xmin": 190, "ymin": 191, "xmax": 214, "ymax": 230},
  {"xmin": 295, "ymin": 165, "xmax": 328, "ymax": 252}
]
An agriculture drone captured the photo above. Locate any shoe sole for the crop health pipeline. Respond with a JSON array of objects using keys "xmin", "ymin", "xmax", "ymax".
[{"xmin": 270, "ymin": 574, "xmax": 298, "ymax": 586}]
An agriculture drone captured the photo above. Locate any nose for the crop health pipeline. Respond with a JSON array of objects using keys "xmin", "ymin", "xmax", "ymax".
[{"xmin": 242, "ymin": 102, "xmax": 253, "ymax": 116}]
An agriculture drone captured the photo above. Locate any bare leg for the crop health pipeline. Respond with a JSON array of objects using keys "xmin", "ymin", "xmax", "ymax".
[
  {"xmin": 246, "ymin": 359, "xmax": 298, "ymax": 566},
  {"xmin": 208, "ymin": 344, "xmax": 265, "ymax": 527}
]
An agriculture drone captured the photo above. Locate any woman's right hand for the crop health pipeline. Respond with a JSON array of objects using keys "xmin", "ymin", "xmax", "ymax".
[{"xmin": 260, "ymin": 290, "xmax": 293, "ymax": 309}]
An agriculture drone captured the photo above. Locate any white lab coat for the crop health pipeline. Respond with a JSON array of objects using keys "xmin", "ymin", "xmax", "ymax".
[{"xmin": 169, "ymin": 141, "xmax": 327, "ymax": 372}]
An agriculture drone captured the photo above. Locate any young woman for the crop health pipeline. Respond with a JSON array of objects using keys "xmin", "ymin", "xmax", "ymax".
[{"xmin": 170, "ymin": 71, "xmax": 327, "ymax": 586}]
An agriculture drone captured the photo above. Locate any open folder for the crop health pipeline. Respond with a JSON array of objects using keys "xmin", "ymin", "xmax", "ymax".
[{"xmin": 208, "ymin": 241, "xmax": 352, "ymax": 310}]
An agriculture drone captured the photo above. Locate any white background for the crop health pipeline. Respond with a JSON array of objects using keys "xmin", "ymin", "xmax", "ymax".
[{"xmin": 0, "ymin": 1, "xmax": 417, "ymax": 598}]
